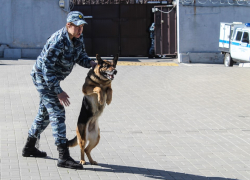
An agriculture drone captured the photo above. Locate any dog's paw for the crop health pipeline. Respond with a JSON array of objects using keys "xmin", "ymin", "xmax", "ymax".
[
  {"xmin": 106, "ymin": 99, "xmax": 112, "ymax": 105},
  {"xmin": 90, "ymin": 161, "xmax": 98, "ymax": 165},
  {"xmin": 80, "ymin": 160, "xmax": 86, "ymax": 165},
  {"xmin": 98, "ymin": 98, "xmax": 104, "ymax": 105}
]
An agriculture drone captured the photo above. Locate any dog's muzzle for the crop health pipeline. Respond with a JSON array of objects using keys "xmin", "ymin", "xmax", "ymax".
[{"xmin": 106, "ymin": 69, "xmax": 117, "ymax": 80}]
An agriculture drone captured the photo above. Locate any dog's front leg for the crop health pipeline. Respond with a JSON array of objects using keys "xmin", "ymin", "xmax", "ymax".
[
  {"xmin": 93, "ymin": 87, "xmax": 104, "ymax": 105},
  {"xmin": 83, "ymin": 85, "xmax": 104, "ymax": 105},
  {"xmin": 106, "ymin": 88, "xmax": 112, "ymax": 105},
  {"xmin": 82, "ymin": 84, "xmax": 95, "ymax": 95},
  {"xmin": 76, "ymin": 124, "xmax": 87, "ymax": 165}
]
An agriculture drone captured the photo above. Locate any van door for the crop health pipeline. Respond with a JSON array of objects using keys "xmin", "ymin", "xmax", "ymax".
[
  {"xmin": 239, "ymin": 31, "xmax": 250, "ymax": 62},
  {"xmin": 231, "ymin": 30, "xmax": 243, "ymax": 60}
]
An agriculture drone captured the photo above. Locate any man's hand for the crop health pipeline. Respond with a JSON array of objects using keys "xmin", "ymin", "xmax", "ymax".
[
  {"xmin": 90, "ymin": 60, "xmax": 97, "ymax": 69},
  {"xmin": 57, "ymin": 91, "xmax": 70, "ymax": 107}
]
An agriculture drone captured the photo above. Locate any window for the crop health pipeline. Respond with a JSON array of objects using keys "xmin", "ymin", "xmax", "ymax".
[
  {"xmin": 242, "ymin": 32, "xmax": 249, "ymax": 44},
  {"xmin": 235, "ymin": 31, "xmax": 243, "ymax": 41}
]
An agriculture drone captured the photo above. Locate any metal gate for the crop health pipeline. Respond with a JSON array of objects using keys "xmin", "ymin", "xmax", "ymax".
[
  {"xmin": 73, "ymin": 4, "xmax": 176, "ymax": 57},
  {"xmin": 154, "ymin": 5, "xmax": 177, "ymax": 57}
]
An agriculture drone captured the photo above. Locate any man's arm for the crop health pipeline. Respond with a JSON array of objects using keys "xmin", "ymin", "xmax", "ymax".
[
  {"xmin": 41, "ymin": 42, "xmax": 63, "ymax": 95},
  {"xmin": 42, "ymin": 44, "xmax": 71, "ymax": 106},
  {"xmin": 77, "ymin": 49, "xmax": 92, "ymax": 68},
  {"xmin": 76, "ymin": 41, "xmax": 97, "ymax": 68}
]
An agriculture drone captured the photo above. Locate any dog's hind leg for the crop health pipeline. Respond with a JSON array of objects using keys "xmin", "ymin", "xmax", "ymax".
[
  {"xmin": 76, "ymin": 124, "xmax": 87, "ymax": 165},
  {"xmin": 85, "ymin": 128, "xmax": 100, "ymax": 165}
]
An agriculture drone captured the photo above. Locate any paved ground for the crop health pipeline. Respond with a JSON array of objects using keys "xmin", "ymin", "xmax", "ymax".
[{"xmin": 1, "ymin": 58, "xmax": 250, "ymax": 180}]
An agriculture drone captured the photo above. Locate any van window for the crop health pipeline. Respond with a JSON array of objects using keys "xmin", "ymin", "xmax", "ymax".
[
  {"xmin": 235, "ymin": 31, "xmax": 243, "ymax": 41},
  {"xmin": 242, "ymin": 32, "xmax": 249, "ymax": 44}
]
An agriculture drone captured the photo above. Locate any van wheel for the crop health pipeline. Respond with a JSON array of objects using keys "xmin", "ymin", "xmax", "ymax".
[{"xmin": 224, "ymin": 53, "xmax": 233, "ymax": 67}]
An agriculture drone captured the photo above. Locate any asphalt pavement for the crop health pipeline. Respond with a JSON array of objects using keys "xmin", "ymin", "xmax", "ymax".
[{"xmin": 1, "ymin": 58, "xmax": 250, "ymax": 180}]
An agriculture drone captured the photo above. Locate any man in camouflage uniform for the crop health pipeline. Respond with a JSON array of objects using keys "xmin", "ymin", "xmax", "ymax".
[{"xmin": 22, "ymin": 11, "xmax": 96, "ymax": 169}]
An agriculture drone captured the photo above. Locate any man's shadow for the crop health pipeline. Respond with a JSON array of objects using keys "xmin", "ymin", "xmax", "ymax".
[
  {"xmin": 45, "ymin": 156, "xmax": 237, "ymax": 179},
  {"xmin": 83, "ymin": 163, "xmax": 238, "ymax": 180}
]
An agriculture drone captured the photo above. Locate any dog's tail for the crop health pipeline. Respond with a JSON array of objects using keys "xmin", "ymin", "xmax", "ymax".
[{"xmin": 68, "ymin": 136, "xmax": 78, "ymax": 147}]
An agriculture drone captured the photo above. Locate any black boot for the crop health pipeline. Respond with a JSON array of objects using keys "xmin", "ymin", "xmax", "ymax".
[
  {"xmin": 22, "ymin": 137, "xmax": 47, "ymax": 157},
  {"xmin": 57, "ymin": 143, "xmax": 83, "ymax": 170}
]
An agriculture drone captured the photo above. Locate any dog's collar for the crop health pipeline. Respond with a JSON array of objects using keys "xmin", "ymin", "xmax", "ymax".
[
  {"xmin": 88, "ymin": 75, "xmax": 97, "ymax": 83},
  {"xmin": 88, "ymin": 74, "xmax": 109, "ymax": 83}
]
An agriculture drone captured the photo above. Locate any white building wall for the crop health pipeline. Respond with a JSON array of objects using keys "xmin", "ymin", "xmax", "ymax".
[
  {"xmin": 0, "ymin": 0, "xmax": 69, "ymax": 58},
  {"xmin": 1, "ymin": 0, "xmax": 250, "ymax": 62},
  {"xmin": 177, "ymin": 2, "xmax": 250, "ymax": 63}
]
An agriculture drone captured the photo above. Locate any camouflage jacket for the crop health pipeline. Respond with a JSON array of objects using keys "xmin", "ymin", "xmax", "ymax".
[{"xmin": 31, "ymin": 27, "xmax": 92, "ymax": 95}]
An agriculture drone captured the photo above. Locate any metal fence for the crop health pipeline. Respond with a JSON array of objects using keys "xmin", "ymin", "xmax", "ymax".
[
  {"xmin": 73, "ymin": 0, "xmax": 250, "ymax": 6},
  {"xmin": 181, "ymin": 0, "xmax": 250, "ymax": 5},
  {"xmin": 73, "ymin": 0, "xmax": 168, "ymax": 5}
]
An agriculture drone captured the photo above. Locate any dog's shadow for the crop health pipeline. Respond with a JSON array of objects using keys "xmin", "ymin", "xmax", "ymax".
[{"xmin": 83, "ymin": 163, "xmax": 237, "ymax": 180}]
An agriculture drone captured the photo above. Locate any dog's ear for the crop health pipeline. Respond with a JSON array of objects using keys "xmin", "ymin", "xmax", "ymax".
[
  {"xmin": 113, "ymin": 54, "xmax": 119, "ymax": 67},
  {"xmin": 96, "ymin": 54, "xmax": 103, "ymax": 64}
]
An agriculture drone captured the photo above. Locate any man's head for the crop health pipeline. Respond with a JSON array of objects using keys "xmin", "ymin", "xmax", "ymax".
[{"xmin": 66, "ymin": 11, "xmax": 87, "ymax": 39}]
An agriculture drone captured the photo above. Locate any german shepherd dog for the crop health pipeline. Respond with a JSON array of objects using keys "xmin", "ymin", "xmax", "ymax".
[{"xmin": 68, "ymin": 54, "xmax": 118, "ymax": 165}]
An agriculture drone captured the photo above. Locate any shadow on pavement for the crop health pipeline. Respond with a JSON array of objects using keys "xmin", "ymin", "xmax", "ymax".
[
  {"xmin": 83, "ymin": 163, "xmax": 238, "ymax": 180},
  {"xmin": 45, "ymin": 156, "xmax": 57, "ymax": 161}
]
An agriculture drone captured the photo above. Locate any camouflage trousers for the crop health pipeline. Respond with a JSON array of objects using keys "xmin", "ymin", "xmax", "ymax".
[{"xmin": 28, "ymin": 73, "xmax": 67, "ymax": 145}]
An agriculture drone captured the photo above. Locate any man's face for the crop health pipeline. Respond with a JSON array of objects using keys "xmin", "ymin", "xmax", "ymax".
[{"xmin": 68, "ymin": 23, "xmax": 84, "ymax": 39}]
